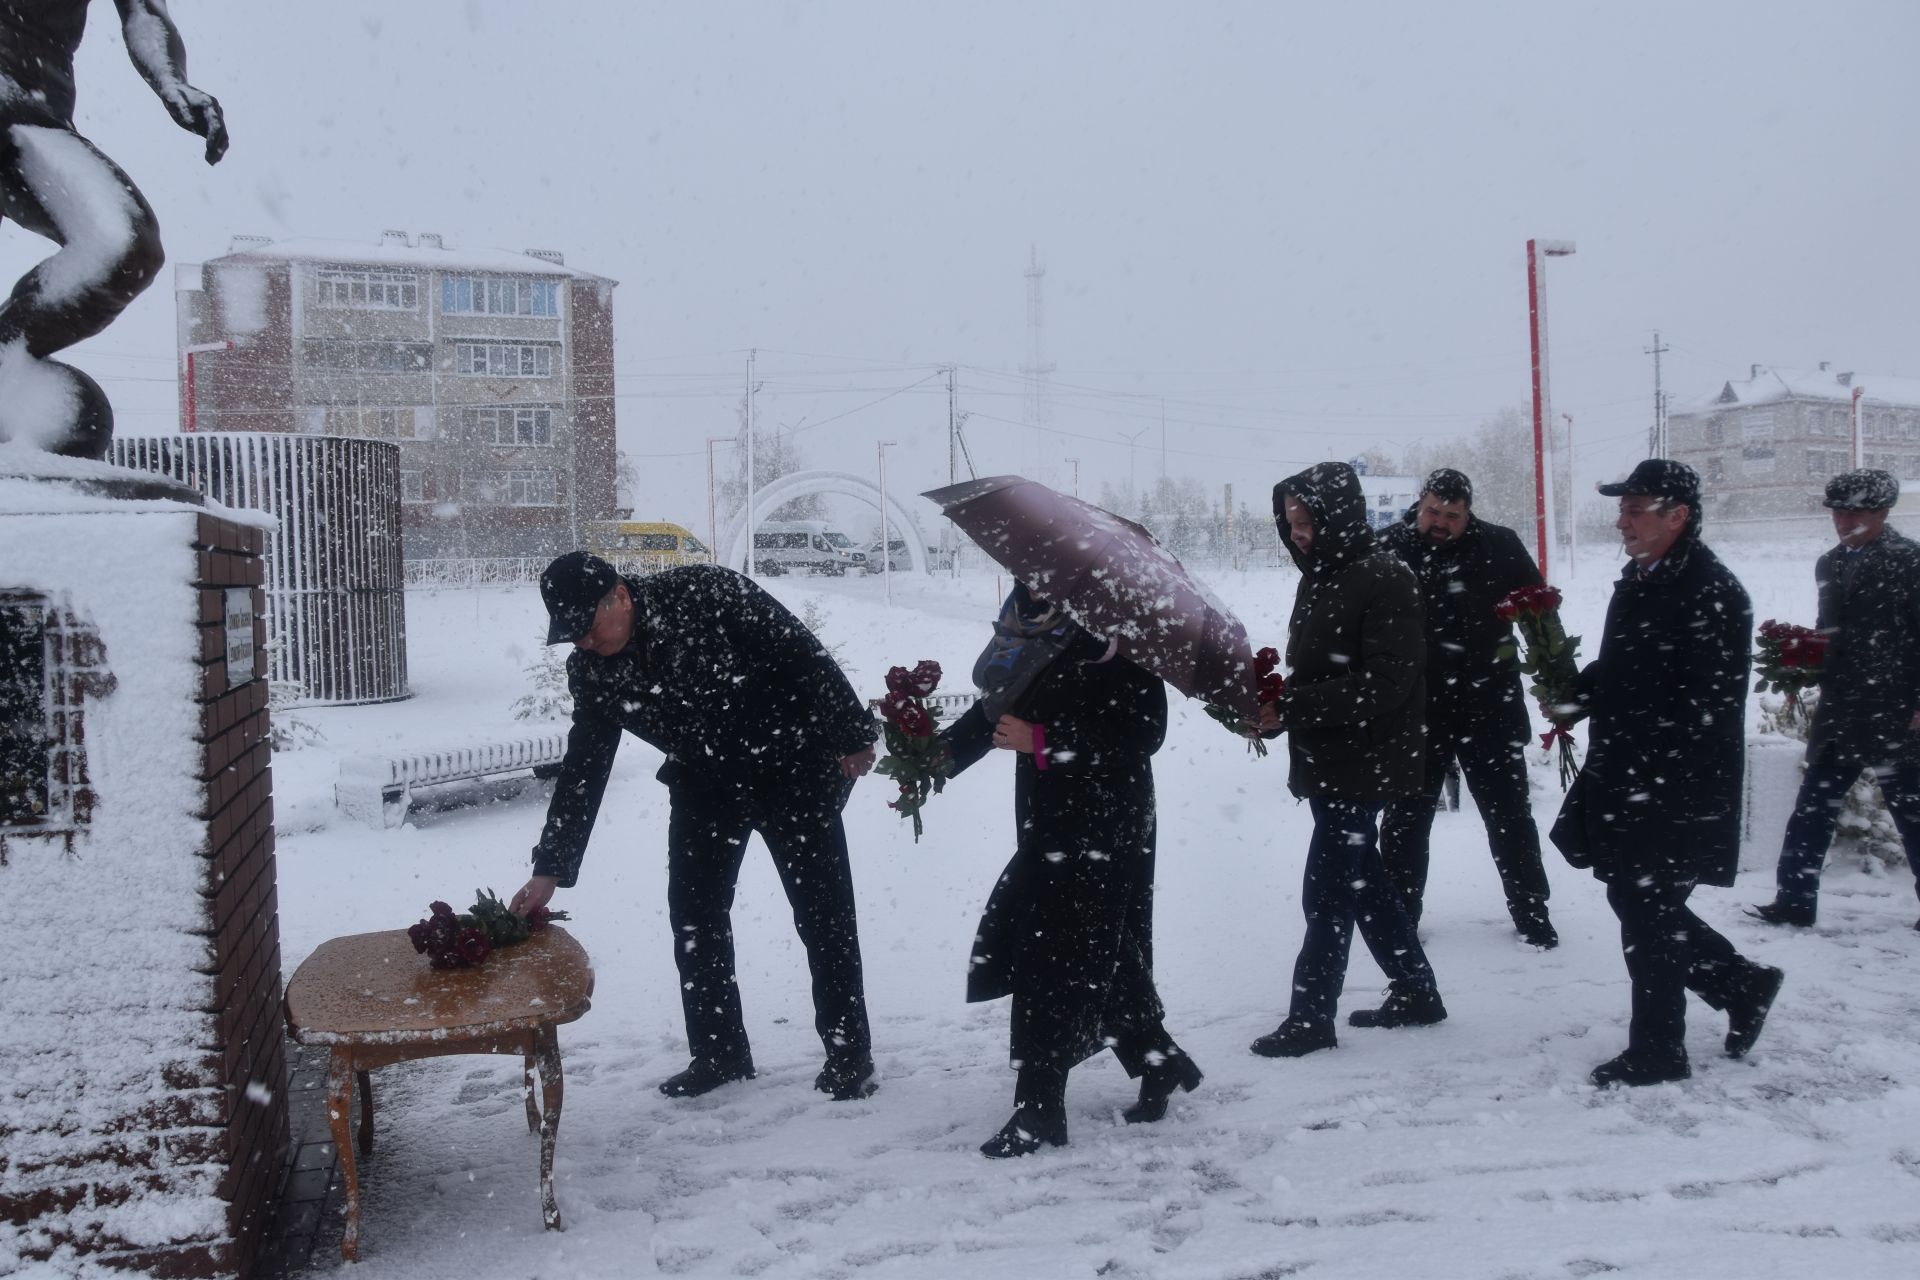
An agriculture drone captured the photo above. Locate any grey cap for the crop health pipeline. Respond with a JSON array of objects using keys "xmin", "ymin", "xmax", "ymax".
[{"xmin": 1823, "ymin": 468, "xmax": 1898, "ymax": 512}]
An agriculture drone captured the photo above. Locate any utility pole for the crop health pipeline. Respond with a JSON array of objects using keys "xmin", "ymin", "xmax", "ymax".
[
  {"xmin": 1065, "ymin": 457, "xmax": 1080, "ymax": 499},
  {"xmin": 1160, "ymin": 397, "xmax": 1168, "ymax": 480},
  {"xmin": 1224, "ymin": 482, "xmax": 1235, "ymax": 570},
  {"xmin": 705, "ymin": 436, "xmax": 731, "ymax": 563},
  {"xmin": 946, "ymin": 364, "xmax": 958, "ymax": 487},
  {"xmin": 1644, "ymin": 331, "xmax": 1670, "ymax": 457},
  {"xmin": 877, "ymin": 441, "xmax": 897, "ymax": 607},
  {"xmin": 745, "ymin": 348, "xmax": 757, "ymax": 576}
]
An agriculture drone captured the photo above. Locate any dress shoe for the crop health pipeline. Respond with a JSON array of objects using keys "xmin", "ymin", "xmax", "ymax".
[
  {"xmin": 979, "ymin": 1108, "xmax": 1069, "ymax": 1158},
  {"xmin": 1122, "ymin": 1050, "xmax": 1204, "ymax": 1124},
  {"xmin": 1724, "ymin": 964, "xmax": 1785, "ymax": 1059},
  {"xmin": 1249, "ymin": 1018, "xmax": 1337, "ymax": 1058},
  {"xmin": 657, "ymin": 1058, "xmax": 755, "ymax": 1098},
  {"xmin": 1511, "ymin": 902, "xmax": 1560, "ymax": 949},
  {"xmin": 1590, "ymin": 1050, "xmax": 1690, "ymax": 1088},
  {"xmin": 1348, "ymin": 980, "xmax": 1448, "ymax": 1028},
  {"xmin": 1747, "ymin": 899, "xmax": 1815, "ymax": 928},
  {"xmin": 815, "ymin": 1056, "xmax": 878, "ymax": 1100}
]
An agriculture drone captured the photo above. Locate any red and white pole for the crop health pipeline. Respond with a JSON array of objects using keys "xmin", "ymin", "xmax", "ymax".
[{"xmin": 1527, "ymin": 239, "xmax": 1576, "ymax": 579}]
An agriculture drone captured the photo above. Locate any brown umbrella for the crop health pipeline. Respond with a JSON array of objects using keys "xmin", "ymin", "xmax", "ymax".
[{"xmin": 924, "ymin": 474, "xmax": 1261, "ymax": 717}]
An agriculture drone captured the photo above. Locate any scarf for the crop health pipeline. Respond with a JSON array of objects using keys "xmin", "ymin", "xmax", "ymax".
[{"xmin": 972, "ymin": 584, "xmax": 1082, "ymax": 721}]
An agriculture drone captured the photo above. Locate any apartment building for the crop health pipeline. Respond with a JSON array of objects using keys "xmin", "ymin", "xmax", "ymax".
[
  {"xmin": 1669, "ymin": 364, "xmax": 1920, "ymax": 527},
  {"xmin": 176, "ymin": 231, "xmax": 618, "ymax": 558}
]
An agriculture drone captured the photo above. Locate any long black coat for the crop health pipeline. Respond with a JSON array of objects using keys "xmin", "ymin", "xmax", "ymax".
[
  {"xmin": 531, "ymin": 565, "xmax": 877, "ymax": 886},
  {"xmin": 941, "ymin": 640, "xmax": 1168, "ymax": 1065},
  {"xmin": 1549, "ymin": 538, "xmax": 1751, "ymax": 887},
  {"xmin": 1380, "ymin": 512, "xmax": 1542, "ymax": 718},
  {"xmin": 1804, "ymin": 527, "xmax": 1920, "ymax": 769},
  {"xmin": 1272, "ymin": 463, "xmax": 1426, "ymax": 801}
]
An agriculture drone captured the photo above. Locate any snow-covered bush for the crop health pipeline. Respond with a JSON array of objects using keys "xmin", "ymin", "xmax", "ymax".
[{"xmin": 512, "ymin": 642, "xmax": 572, "ymax": 721}]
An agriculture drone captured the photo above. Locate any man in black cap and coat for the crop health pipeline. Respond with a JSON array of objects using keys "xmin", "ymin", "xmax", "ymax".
[
  {"xmin": 1549, "ymin": 460, "xmax": 1783, "ymax": 1087},
  {"xmin": 1379, "ymin": 467, "xmax": 1558, "ymax": 946},
  {"xmin": 509, "ymin": 553, "xmax": 882, "ymax": 1100},
  {"xmin": 1752, "ymin": 468, "xmax": 1920, "ymax": 930}
]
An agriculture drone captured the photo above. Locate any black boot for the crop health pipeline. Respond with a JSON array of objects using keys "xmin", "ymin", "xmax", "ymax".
[
  {"xmin": 815, "ymin": 1055, "xmax": 878, "ymax": 1100},
  {"xmin": 980, "ymin": 1062, "xmax": 1068, "ymax": 1158},
  {"xmin": 1510, "ymin": 897, "xmax": 1559, "ymax": 949},
  {"xmin": 1249, "ymin": 1018, "xmax": 1337, "ymax": 1058},
  {"xmin": 658, "ymin": 1056, "xmax": 755, "ymax": 1098},
  {"xmin": 1590, "ymin": 1049, "xmax": 1690, "ymax": 1088},
  {"xmin": 1122, "ymin": 1048, "xmax": 1204, "ymax": 1124},
  {"xmin": 1747, "ymin": 899, "xmax": 1815, "ymax": 928},
  {"xmin": 1348, "ymin": 979, "xmax": 1448, "ymax": 1028},
  {"xmin": 1723, "ymin": 964, "xmax": 1785, "ymax": 1059}
]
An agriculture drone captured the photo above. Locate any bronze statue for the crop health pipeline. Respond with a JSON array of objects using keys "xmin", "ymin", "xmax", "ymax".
[{"xmin": 0, "ymin": 0, "xmax": 226, "ymax": 459}]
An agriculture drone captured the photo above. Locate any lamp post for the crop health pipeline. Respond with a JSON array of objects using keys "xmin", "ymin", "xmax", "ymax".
[
  {"xmin": 1527, "ymin": 238, "xmax": 1577, "ymax": 580},
  {"xmin": 877, "ymin": 440, "xmax": 897, "ymax": 607},
  {"xmin": 705, "ymin": 435, "xmax": 732, "ymax": 564},
  {"xmin": 1065, "ymin": 456, "xmax": 1080, "ymax": 499},
  {"xmin": 1122, "ymin": 426, "xmax": 1150, "ymax": 511},
  {"xmin": 1852, "ymin": 384, "xmax": 1865, "ymax": 468},
  {"xmin": 182, "ymin": 341, "xmax": 232, "ymax": 433}
]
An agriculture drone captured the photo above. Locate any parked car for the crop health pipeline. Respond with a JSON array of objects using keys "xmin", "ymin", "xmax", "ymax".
[
  {"xmin": 751, "ymin": 520, "xmax": 866, "ymax": 576},
  {"xmin": 865, "ymin": 538, "xmax": 913, "ymax": 572},
  {"xmin": 585, "ymin": 520, "xmax": 710, "ymax": 571}
]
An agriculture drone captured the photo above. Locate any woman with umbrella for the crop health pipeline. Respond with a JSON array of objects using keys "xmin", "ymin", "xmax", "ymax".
[{"xmin": 938, "ymin": 582, "xmax": 1202, "ymax": 1158}]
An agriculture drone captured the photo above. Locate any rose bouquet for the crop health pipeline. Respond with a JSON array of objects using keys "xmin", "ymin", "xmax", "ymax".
[
  {"xmin": 407, "ymin": 889, "xmax": 568, "ymax": 970},
  {"xmin": 1203, "ymin": 646, "xmax": 1286, "ymax": 757},
  {"xmin": 872, "ymin": 660, "xmax": 952, "ymax": 842},
  {"xmin": 1755, "ymin": 619, "xmax": 1827, "ymax": 728},
  {"xmin": 1495, "ymin": 585, "xmax": 1583, "ymax": 789}
]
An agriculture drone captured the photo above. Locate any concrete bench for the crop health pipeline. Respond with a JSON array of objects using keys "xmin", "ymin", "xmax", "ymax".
[{"xmin": 336, "ymin": 732, "xmax": 569, "ymax": 828}]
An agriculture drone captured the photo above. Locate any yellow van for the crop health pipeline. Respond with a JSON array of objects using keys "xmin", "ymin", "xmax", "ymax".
[{"xmin": 585, "ymin": 520, "xmax": 711, "ymax": 573}]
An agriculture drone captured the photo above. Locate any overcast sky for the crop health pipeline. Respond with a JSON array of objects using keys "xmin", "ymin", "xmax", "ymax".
[{"xmin": 8, "ymin": 0, "xmax": 1916, "ymax": 533}]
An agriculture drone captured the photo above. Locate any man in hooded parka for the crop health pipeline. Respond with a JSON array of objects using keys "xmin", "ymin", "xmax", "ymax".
[
  {"xmin": 1249, "ymin": 461, "xmax": 1449, "ymax": 1060},
  {"xmin": 1752, "ymin": 468, "xmax": 1920, "ymax": 931},
  {"xmin": 1378, "ymin": 467, "xmax": 1558, "ymax": 946},
  {"xmin": 1549, "ymin": 460, "xmax": 1783, "ymax": 1087}
]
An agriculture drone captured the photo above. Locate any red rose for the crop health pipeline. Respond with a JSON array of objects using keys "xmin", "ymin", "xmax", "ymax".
[
  {"xmin": 1494, "ymin": 598, "xmax": 1520, "ymax": 623},
  {"xmin": 1535, "ymin": 586, "xmax": 1562, "ymax": 612},
  {"xmin": 407, "ymin": 920, "xmax": 431, "ymax": 953},
  {"xmin": 893, "ymin": 702, "xmax": 934, "ymax": 737},
  {"xmin": 1254, "ymin": 647, "xmax": 1280, "ymax": 679},
  {"xmin": 430, "ymin": 901, "xmax": 454, "ymax": 918},
  {"xmin": 456, "ymin": 927, "xmax": 492, "ymax": 967},
  {"xmin": 909, "ymin": 659, "xmax": 942, "ymax": 696},
  {"xmin": 879, "ymin": 690, "xmax": 913, "ymax": 723},
  {"xmin": 1257, "ymin": 673, "xmax": 1286, "ymax": 704},
  {"xmin": 884, "ymin": 666, "xmax": 915, "ymax": 695}
]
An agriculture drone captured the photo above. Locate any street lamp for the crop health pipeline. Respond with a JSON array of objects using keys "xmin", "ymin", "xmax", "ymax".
[
  {"xmin": 1065, "ymin": 456, "xmax": 1080, "ymax": 499},
  {"xmin": 705, "ymin": 436, "xmax": 733, "ymax": 564},
  {"xmin": 1121, "ymin": 426, "xmax": 1150, "ymax": 509},
  {"xmin": 1527, "ymin": 238, "xmax": 1576, "ymax": 580},
  {"xmin": 877, "ymin": 441, "xmax": 897, "ymax": 607}
]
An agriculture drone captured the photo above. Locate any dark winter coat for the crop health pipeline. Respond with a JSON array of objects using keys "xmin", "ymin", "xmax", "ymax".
[
  {"xmin": 941, "ymin": 636, "xmax": 1168, "ymax": 1065},
  {"xmin": 531, "ymin": 564, "xmax": 877, "ymax": 886},
  {"xmin": 1548, "ymin": 538, "xmax": 1751, "ymax": 887},
  {"xmin": 1380, "ymin": 512, "xmax": 1542, "ymax": 717},
  {"xmin": 1271, "ymin": 462, "xmax": 1426, "ymax": 802},
  {"xmin": 1804, "ymin": 527, "xmax": 1920, "ymax": 769}
]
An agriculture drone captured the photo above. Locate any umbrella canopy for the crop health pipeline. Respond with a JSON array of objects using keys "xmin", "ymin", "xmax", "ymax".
[{"xmin": 924, "ymin": 475, "xmax": 1260, "ymax": 717}]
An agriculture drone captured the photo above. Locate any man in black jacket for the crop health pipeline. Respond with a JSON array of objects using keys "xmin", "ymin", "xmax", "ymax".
[
  {"xmin": 1549, "ymin": 461, "xmax": 1783, "ymax": 1087},
  {"xmin": 1249, "ymin": 462, "xmax": 1448, "ymax": 1060},
  {"xmin": 1380, "ymin": 468, "xmax": 1557, "ymax": 946},
  {"xmin": 509, "ymin": 554, "xmax": 881, "ymax": 1100},
  {"xmin": 1752, "ymin": 469, "xmax": 1920, "ymax": 930}
]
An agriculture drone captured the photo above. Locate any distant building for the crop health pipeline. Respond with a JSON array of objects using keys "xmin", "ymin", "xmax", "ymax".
[
  {"xmin": 1348, "ymin": 458, "xmax": 1419, "ymax": 531},
  {"xmin": 1669, "ymin": 364, "xmax": 1920, "ymax": 527},
  {"xmin": 176, "ymin": 231, "xmax": 619, "ymax": 559}
]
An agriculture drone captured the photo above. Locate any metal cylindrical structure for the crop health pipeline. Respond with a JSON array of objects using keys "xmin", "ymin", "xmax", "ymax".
[{"xmin": 110, "ymin": 433, "xmax": 410, "ymax": 705}]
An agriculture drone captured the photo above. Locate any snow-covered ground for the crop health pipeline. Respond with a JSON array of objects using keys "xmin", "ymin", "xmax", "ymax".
[{"xmin": 270, "ymin": 536, "xmax": 1920, "ymax": 1279}]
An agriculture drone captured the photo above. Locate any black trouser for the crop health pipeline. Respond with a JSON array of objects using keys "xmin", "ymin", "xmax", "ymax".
[
  {"xmin": 1287, "ymin": 797, "xmax": 1436, "ymax": 1026},
  {"xmin": 665, "ymin": 774, "xmax": 869, "ymax": 1069},
  {"xmin": 1604, "ymin": 875, "xmax": 1747, "ymax": 1062},
  {"xmin": 1774, "ymin": 750, "xmax": 1920, "ymax": 915},
  {"xmin": 1381, "ymin": 692, "xmax": 1550, "ymax": 923}
]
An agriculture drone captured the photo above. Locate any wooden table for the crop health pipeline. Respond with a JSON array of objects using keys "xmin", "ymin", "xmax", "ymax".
[{"xmin": 283, "ymin": 926, "xmax": 594, "ymax": 1262}]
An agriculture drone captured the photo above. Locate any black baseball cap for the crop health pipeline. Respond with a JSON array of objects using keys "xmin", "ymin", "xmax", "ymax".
[
  {"xmin": 1597, "ymin": 458, "xmax": 1701, "ymax": 504},
  {"xmin": 1823, "ymin": 468, "xmax": 1898, "ymax": 512},
  {"xmin": 540, "ymin": 551, "xmax": 619, "ymax": 645}
]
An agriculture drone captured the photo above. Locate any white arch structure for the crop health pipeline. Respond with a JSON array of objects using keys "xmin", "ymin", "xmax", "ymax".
[{"xmin": 720, "ymin": 469, "xmax": 933, "ymax": 575}]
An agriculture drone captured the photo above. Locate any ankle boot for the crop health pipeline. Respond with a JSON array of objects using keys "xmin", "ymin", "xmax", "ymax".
[
  {"xmin": 1122, "ymin": 1048, "xmax": 1204, "ymax": 1124},
  {"xmin": 1510, "ymin": 898, "xmax": 1559, "ymax": 949},
  {"xmin": 980, "ymin": 1062, "xmax": 1068, "ymax": 1158},
  {"xmin": 1747, "ymin": 899, "xmax": 1815, "ymax": 928},
  {"xmin": 1348, "ymin": 979, "xmax": 1448, "ymax": 1028},
  {"xmin": 1723, "ymin": 963, "xmax": 1785, "ymax": 1059},
  {"xmin": 1249, "ymin": 1018, "xmax": 1337, "ymax": 1058}
]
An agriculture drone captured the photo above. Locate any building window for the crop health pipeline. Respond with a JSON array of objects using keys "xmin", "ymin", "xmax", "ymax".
[
  {"xmin": 463, "ymin": 469, "xmax": 557, "ymax": 506},
  {"xmin": 400, "ymin": 470, "xmax": 425, "ymax": 502},
  {"xmin": 1807, "ymin": 408, "xmax": 1827, "ymax": 437},
  {"xmin": 317, "ymin": 268, "xmax": 418, "ymax": 310},
  {"xmin": 323, "ymin": 407, "xmax": 423, "ymax": 439},
  {"xmin": 452, "ymin": 342, "xmax": 554, "ymax": 378},
  {"xmin": 1706, "ymin": 419, "xmax": 1725, "ymax": 446},
  {"xmin": 1707, "ymin": 456, "xmax": 1725, "ymax": 484},
  {"xmin": 1743, "ymin": 445, "xmax": 1775, "ymax": 475},
  {"xmin": 440, "ymin": 276, "xmax": 560, "ymax": 317},
  {"xmin": 464, "ymin": 405, "xmax": 554, "ymax": 446},
  {"xmin": 1741, "ymin": 410, "xmax": 1775, "ymax": 443},
  {"xmin": 304, "ymin": 339, "xmax": 433, "ymax": 373}
]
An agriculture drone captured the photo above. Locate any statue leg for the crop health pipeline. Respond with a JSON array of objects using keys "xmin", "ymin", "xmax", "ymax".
[{"xmin": 0, "ymin": 123, "xmax": 162, "ymax": 457}]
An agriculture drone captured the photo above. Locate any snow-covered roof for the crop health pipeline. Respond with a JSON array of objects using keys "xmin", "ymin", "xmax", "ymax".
[
  {"xmin": 207, "ymin": 234, "xmax": 613, "ymax": 283},
  {"xmin": 1678, "ymin": 365, "xmax": 1920, "ymax": 414}
]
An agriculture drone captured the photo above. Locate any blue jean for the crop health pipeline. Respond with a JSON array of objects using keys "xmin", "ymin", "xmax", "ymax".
[
  {"xmin": 1287, "ymin": 797, "xmax": 1437, "ymax": 1026},
  {"xmin": 1774, "ymin": 752, "xmax": 1920, "ymax": 913}
]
